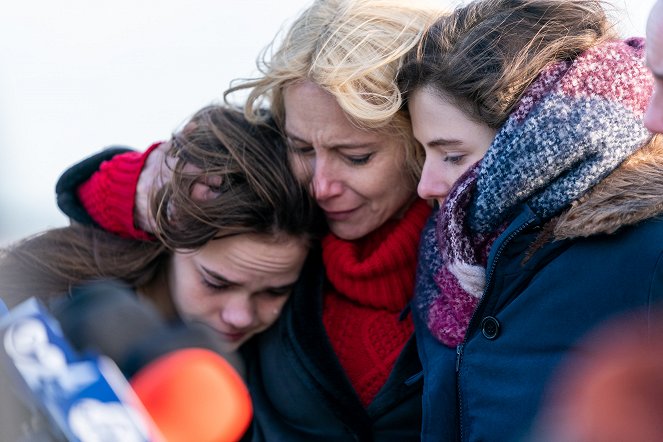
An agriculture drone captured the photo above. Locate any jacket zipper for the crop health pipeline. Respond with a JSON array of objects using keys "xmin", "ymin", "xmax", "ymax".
[{"xmin": 456, "ymin": 215, "xmax": 536, "ymax": 441}]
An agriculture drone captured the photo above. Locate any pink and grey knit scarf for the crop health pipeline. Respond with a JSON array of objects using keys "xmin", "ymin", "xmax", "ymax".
[
  {"xmin": 416, "ymin": 38, "xmax": 653, "ymax": 347},
  {"xmin": 424, "ymin": 163, "xmax": 505, "ymax": 346}
]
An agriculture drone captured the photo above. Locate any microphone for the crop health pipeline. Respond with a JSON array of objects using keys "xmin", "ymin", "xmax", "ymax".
[
  {"xmin": 50, "ymin": 281, "xmax": 245, "ymax": 378},
  {"xmin": 0, "ymin": 296, "xmax": 158, "ymax": 442},
  {"xmin": 130, "ymin": 348, "xmax": 253, "ymax": 442},
  {"xmin": 1, "ymin": 281, "xmax": 253, "ymax": 442}
]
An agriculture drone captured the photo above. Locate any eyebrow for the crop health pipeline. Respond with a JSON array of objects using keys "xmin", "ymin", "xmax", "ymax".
[
  {"xmin": 201, "ymin": 266, "xmax": 298, "ymax": 291},
  {"xmin": 201, "ymin": 266, "xmax": 235, "ymax": 285},
  {"xmin": 426, "ymin": 138, "xmax": 463, "ymax": 148},
  {"xmin": 285, "ymin": 132, "xmax": 377, "ymax": 150}
]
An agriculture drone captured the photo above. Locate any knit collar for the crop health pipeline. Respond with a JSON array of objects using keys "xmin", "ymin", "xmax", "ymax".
[
  {"xmin": 470, "ymin": 38, "xmax": 653, "ymax": 234},
  {"xmin": 322, "ymin": 199, "xmax": 431, "ymax": 311}
]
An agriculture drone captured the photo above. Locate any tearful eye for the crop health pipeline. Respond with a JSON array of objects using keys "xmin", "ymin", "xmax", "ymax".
[
  {"xmin": 292, "ymin": 146, "xmax": 315, "ymax": 156},
  {"xmin": 287, "ymin": 137, "xmax": 315, "ymax": 157},
  {"xmin": 346, "ymin": 154, "xmax": 372, "ymax": 165}
]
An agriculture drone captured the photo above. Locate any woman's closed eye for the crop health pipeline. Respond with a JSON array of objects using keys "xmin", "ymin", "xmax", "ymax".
[
  {"xmin": 290, "ymin": 145, "xmax": 315, "ymax": 156},
  {"xmin": 287, "ymin": 137, "xmax": 314, "ymax": 156},
  {"xmin": 345, "ymin": 153, "xmax": 373, "ymax": 165}
]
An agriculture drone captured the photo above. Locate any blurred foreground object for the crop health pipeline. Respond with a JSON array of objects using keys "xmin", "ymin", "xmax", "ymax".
[{"xmin": 532, "ymin": 308, "xmax": 663, "ymax": 442}]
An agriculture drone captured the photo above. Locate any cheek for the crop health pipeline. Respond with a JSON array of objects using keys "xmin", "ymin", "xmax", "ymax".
[
  {"xmin": 169, "ymin": 268, "xmax": 208, "ymax": 318},
  {"xmin": 379, "ymin": 161, "xmax": 415, "ymax": 201},
  {"xmin": 385, "ymin": 149, "xmax": 412, "ymax": 188},
  {"xmin": 450, "ymin": 169, "xmax": 465, "ymax": 186},
  {"xmin": 172, "ymin": 288, "xmax": 206, "ymax": 319},
  {"xmin": 256, "ymin": 296, "xmax": 290, "ymax": 326},
  {"xmin": 363, "ymin": 162, "xmax": 402, "ymax": 196},
  {"xmin": 168, "ymin": 261, "xmax": 190, "ymax": 314}
]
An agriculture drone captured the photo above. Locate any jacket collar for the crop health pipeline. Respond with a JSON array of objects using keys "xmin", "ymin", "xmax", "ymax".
[{"xmin": 554, "ymin": 136, "xmax": 663, "ymax": 240}]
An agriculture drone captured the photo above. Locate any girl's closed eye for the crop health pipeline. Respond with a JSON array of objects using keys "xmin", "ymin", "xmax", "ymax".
[
  {"xmin": 444, "ymin": 154, "xmax": 466, "ymax": 165},
  {"xmin": 263, "ymin": 287, "xmax": 293, "ymax": 298},
  {"xmin": 201, "ymin": 277, "xmax": 231, "ymax": 292}
]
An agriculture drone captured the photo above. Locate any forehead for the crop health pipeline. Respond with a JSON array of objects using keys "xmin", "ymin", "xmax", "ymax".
[
  {"xmin": 194, "ymin": 233, "xmax": 308, "ymax": 283},
  {"xmin": 282, "ymin": 81, "xmax": 383, "ymax": 144},
  {"xmin": 409, "ymin": 88, "xmax": 475, "ymax": 134}
]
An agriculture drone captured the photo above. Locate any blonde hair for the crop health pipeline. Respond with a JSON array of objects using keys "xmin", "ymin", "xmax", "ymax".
[{"xmin": 226, "ymin": 0, "xmax": 445, "ymax": 182}]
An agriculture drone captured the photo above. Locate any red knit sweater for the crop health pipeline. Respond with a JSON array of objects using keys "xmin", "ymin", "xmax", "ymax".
[
  {"xmin": 322, "ymin": 199, "xmax": 431, "ymax": 407},
  {"xmin": 76, "ymin": 147, "xmax": 433, "ymax": 406},
  {"xmin": 76, "ymin": 142, "xmax": 162, "ymax": 240}
]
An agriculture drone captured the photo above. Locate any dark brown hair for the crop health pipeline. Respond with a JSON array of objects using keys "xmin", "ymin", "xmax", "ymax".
[
  {"xmin": 153, "ymin": 105, "xmax": 322, "ymax": 248},
  {"xmin": 0, "ymin": 106, "xmax": 322, "ymax": 308},
  {"xmin": 399, "ymin": 0, "xmax": 617, "ymax": 128}
]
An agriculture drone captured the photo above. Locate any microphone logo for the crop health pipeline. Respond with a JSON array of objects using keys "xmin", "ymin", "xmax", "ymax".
[
  {"xmin": 1, "ymin": 298, "xmax": 156, "ymax": 442},
  {"xmin": 4, "ymin": 316, "xmax": 96, "ymax": 393}
]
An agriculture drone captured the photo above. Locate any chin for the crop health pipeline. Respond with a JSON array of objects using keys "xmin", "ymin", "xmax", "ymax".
[
  {"xmin": 219, "ymin": 340, "xmax": 243, "ymax": 353},
  {"xmin": 329, "ymin": 222, "xmax": 373, "ymax": 240},
  {"xmin": 331, "ymin": 228, "xmax": 366, "ymax": 241}
]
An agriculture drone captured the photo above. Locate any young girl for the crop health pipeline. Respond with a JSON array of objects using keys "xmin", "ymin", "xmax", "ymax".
[
  {"xmin": 398, "ymin": 0, "xmax": 663, "ymax": 440},
  {"xmin": 0, "ymin": 105, "xmax": 321, "ymax": 353}
]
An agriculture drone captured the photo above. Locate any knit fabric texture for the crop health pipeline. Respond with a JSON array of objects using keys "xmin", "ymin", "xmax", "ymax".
[
  {"xmin": 322, "ymin": 199, "xmax": 431, "ymax": 406},
  {"xmin": 422, "ymin": 164, "xmax": 506, "ymax": 346},
  {"xmin": 77, "ymin": 142, "xmax": 163, "ymax": 241},
  {"xmin": 416, "ymin": 38, "xmax": 654, "ymax": 347},
  {"xmin": 471, "ymin": 38, "xmax": 653, "ymax": 233}
]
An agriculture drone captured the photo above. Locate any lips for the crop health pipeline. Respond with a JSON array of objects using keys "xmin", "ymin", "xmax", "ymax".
[
  {"xmin": 323, "ymin": 208, "xmax": 357, "ymax": 221},
  {"xmin": 219, "ymin": 331, "xmax": 247, "ymax": 342}
]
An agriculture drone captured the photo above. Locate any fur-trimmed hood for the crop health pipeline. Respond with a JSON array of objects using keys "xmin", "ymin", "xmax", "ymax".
[{"xmin": 555, "ymin": 134, "xmax": 663, "ymax": 239}]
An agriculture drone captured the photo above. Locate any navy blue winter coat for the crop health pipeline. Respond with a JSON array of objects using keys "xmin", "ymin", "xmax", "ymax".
[
  {"xmin": 241, "ymin": 245, "xmax": 424, "ymax": 442},
  {"xmin": 414, "ymin": 151, "xmax": 663, "ymax": 442}
]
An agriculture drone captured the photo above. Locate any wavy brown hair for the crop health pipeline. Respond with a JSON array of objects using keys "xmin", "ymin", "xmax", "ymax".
[
  {"xmin": 399, "ymin": 0, "xmax": 617, "ymax": 129},
  {"xmin": 0, "ymin": 106, "xmax": 322, "ymax": 308},
  {"xmin": 153, "ymin": 105, "xmax": 323, "ymax": 248}
]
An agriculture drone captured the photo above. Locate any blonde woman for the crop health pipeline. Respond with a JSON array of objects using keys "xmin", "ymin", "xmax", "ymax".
[{"xmin": 55, "ymin": 1, "xmax": 446, "ymax": 439}]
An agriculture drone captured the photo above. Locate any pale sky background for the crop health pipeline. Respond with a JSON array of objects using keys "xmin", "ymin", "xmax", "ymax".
[{"xmin": 0, "ymin": 0, "xmax": 656, "ymax": 246}]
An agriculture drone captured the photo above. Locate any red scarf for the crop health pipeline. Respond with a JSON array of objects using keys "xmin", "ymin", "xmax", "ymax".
[{"xmin": 322, "ymin": 199, "xmax": 431, "ymax": 406}]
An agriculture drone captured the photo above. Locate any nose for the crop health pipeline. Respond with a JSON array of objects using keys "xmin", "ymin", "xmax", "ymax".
[
  {"xmin": 417, "ymin": 159, "xmax": 450, "ymax": 204},
  {"xmin": 644, "ymin": 86, "xmax": 663, "ymax": 134},
  {"xmin": 311, "ymin": 157, "xmax": 343, "ymax": 201},
  {"xmin": 221, "ymin": 295, "xmax": 255, "ymax": 330}
]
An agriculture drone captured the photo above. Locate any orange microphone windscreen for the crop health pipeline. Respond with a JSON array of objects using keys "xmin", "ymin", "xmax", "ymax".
[{"xmin": 130, "ymin": 348, "xmax": 252, "ymax": 442}]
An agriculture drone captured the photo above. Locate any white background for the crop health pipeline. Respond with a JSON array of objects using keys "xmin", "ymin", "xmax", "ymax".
[{"xmin": 0, "ymin": 0, "xmax": 655, "ymax": 245}]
